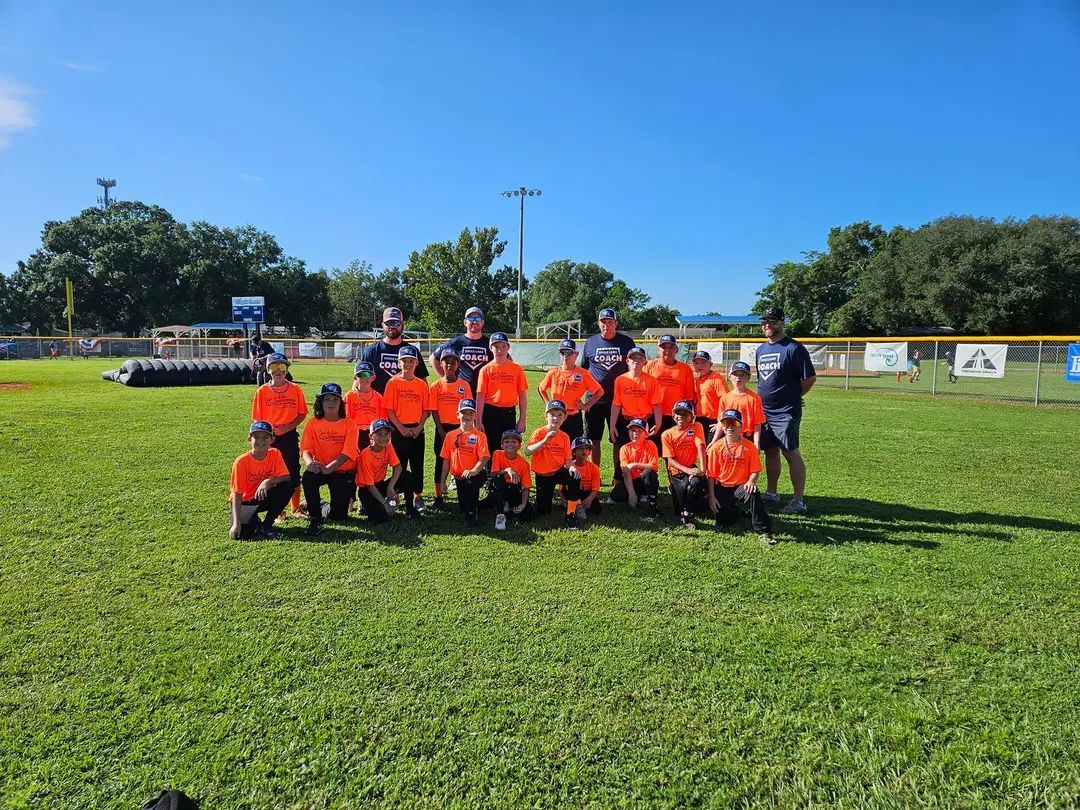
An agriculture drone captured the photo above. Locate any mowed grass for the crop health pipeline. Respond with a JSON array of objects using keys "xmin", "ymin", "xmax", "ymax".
[{"xmin": 1, "ymin": 359, "xmax": 1079, "ymax": 809}]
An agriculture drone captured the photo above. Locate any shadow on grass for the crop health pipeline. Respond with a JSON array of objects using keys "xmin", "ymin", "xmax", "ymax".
[
  {"xmin": 277, "ymin": 518, "xmax": 425, "ymax": 549},
  {"xmin": 777, "ymin": 497, "xmax": 1080, "ymax": 548}
]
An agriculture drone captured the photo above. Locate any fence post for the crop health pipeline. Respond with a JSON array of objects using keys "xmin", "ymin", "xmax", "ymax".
[
  {"xmin": 1034, "ymin": 340, "xmax": 1043, "ymax": 406},
  {"xmin": 931, "ymin": 340, "xmax": 938, "ymax": 395},
  {"xmin": 845, "ymin": 341, "xmax": 851, "ymax": 390}
]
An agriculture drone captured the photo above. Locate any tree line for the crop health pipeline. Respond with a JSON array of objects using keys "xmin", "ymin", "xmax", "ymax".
[
  {"xmin": 0, "ymin": 201, "xmax": 678, "ymax": 336},
  {"xmin": 753, "ymin": 215, "xmax": 1080, "ymax": 335}
]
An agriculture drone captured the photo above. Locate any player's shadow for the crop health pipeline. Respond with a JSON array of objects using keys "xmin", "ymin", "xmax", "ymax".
[
  {"xmin": 780, "ymin": 497, "xmax": 1080, "ymax": 548},
  {"xmin": 283, "ymin": 518, "xmax": 424, "ymax": 548}
]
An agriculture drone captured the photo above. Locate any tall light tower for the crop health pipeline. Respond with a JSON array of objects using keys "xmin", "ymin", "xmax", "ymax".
[
  {"xmin": 501, "ymin": 186, "xmax": 542, "ymax": 339},
  {"xmin": 96, "ymin": 178, "xmax": 116, "ymax": 208}
]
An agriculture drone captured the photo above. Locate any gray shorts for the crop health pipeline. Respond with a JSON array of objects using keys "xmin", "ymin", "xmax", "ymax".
[{"xmin": 760, "ymin": 412, "xmax": 800, "ymax": 452}]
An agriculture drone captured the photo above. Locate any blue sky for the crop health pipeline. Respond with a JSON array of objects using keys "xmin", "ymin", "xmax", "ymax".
[{"xmin": 1, "ymin": 1, "xmax": 1078, "ymax": 317}]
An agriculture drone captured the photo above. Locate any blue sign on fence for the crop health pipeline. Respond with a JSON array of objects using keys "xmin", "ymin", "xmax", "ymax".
[
  {"xmin": 231, "ymin": 296, "xmax": 265, "ymax": 324},
  {"xmin": 1066, "ymin": 344, "xmax": 1080, "ymax": 383}
]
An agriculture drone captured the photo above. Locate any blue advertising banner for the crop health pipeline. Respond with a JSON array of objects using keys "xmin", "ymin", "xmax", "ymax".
[{"xmin": 1065, "ymin": 343, "xmax": 1080, "ymax": 383}]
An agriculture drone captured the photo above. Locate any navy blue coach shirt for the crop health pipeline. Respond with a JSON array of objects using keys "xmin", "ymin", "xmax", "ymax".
[
  {"xmin": 361, "ymin": 340, "xmax": 430, "ymax": 394},
  {"xmin": 435, "ymin": 334, "xmax": 492, "ymax": 387},
  {"xmin": 581, "ymin": 332, "xmax": 636, "ymax": 403},
  {"xmin": 755, "ymin": 337, "xmax": 816, "ymax": 416}
]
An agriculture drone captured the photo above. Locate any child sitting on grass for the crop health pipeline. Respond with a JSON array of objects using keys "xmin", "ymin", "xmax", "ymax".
[
  {"xmin": 229, "ymin": 420, "xmax": 293, "ymax": 540},
  {"xmin": 707, "ymin": 408, "xmax": 776, "ymax": 546},
  {"xmin": 355, "ymin": 419, "xmax": 419, "ymax": 524},
  {"xmin": 525, "ymin": 400, "xmax": 584, "ymax": 528},
  {"xmin": 488, "ymin": 429, "xmax": 533, "ymax": 529},
  {"xmin": 439, "ymin": 399, "xmax": 490, "ymax": 529},
  {"xmin": 616, "ymin": 418, "xmax": 660, "ymax": 517},
  {"xmin": 300, "ymin": 383, "xmax": 360, "ymax": 536},
  {"xmin": 662, "ymin": 400, "xmax": 708, "ymax": 530},
  {"xmin": 569, "ymin": 436, "xmax": 603, "ymax": 524}
]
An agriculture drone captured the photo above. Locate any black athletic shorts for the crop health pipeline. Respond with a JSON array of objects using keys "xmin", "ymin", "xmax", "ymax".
[
  {"xmin": 760, "ymin": 412, "xmax": 800, "ymax": 452},
  {"xmin": 585, "ymin": 401, "xmax": 612, "ymax": 442}
]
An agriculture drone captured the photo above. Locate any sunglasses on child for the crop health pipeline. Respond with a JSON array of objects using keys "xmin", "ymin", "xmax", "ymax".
[
  {"xmin": 268, "ymin": 363, "xmax": 288, "ymax": 372},
  {"xmin": 355, "ymin": 371, "xmax": 373, "ymax": 378}
]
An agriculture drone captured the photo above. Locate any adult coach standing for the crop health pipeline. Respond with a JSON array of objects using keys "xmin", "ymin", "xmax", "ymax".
[
  {"xmin": 581, "ymin": 307, "xmax": 636, "ymax": 471},
  {"xmin": 360, "ymin": 306, "xmax": 429, "ymax": 395},
  {"xmin": 754, "ymin": 306, "xmax": 816, "ymax": 514},
  {"xmin": 430, "ymin": 306, "xmax": 492, "ymax": 389}
]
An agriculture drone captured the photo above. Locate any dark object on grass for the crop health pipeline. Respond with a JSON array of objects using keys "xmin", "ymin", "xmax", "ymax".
[
  {"xmin": 140, "ymin": 789, "xmax": 199, "ymax": 809},
  {"xmin": 102, "ymin": 358, "xmax": 257, "ymax": 387}
]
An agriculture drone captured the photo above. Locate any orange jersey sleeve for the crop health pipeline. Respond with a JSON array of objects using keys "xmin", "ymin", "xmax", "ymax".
[
  {"xmin": 661, "ymin": 423, "xmax": 707, "ymax": 473},
  {"xmin": 706, "ymin": 439, "xmax": 762, "ymax": 487},
  {"xmin": 430, "ymin": 378, "xmax": 473, "ymax": 425},
  {"xmin": 619, "ymin": 440, "xmax": 660, "ymax": 479},
  {"xmin": 230, "ymin": 448, "xmax": 289, "ymax": 500},
  {"xmin": 300, "ymin": 417, "xmax": 361, "ymax": 470},
  {"xmin": 477, "ymin": 361, "xmax": 527, "ymax": 407},
  {"xmin": 528, "ymin": 427, "xmax": 572, "ymax": 475},
  {"xmin": 491, "ymin": 450, "xmax": 532, "ymax": 489},
  {"xmin": 441, "ymin": 428, "xmax": 490, "ymax": 477},
  {"xmin": 251, "ymin": 382, "xmax": 308, "ymax": 428},
  {"xmin": 384, "ymin": 377, "xmax": 430, "ymax": 424},
  {"xmin": 355, "ymin": 443, "xmax": 401, "ymax": 487},
  {"xmin": 343, "ymin": 389, "xmax": 384, "ymax": 429}
]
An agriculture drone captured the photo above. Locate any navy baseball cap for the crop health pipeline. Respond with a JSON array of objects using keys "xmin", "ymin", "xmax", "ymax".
[
  {"xmin": 249, "ymin": 420, "xmax": 274, "ymax": 436},
  {"xmin": 598, "ymin": 308, "xmax": 617, "ymax": 321},
  {"xmin": 673, "ymin": 400, "xmax": 694, "ymax": 415},
  {"xmin": 354, "ymin": 361, "xmax": 374, "ymax": 376},
  {"xmin": 760, "ymin": 306, "xmax": 785, "ymax": 322},
  {"xmin": 627, "ymin": 418, "xmax": 648, "ymax": 431},
  {"xmin": 398, "ymin": 345, "xmax": 419, "ymax": 359},
  {"xmin": 720, "ymin": 408, "xmax": 743, "ymax": 424},
  {"xmin": 571, "ymin": 436, "xmax": 593, "ymax": 450},
  {"xmin": 730, "ymin": 361, "xmax": 751, "ymax": 375},
  {"xmin": 318, "ymin": 382, "xmax": 343, "ymax": 398},
  {"xmin": 490, "ymin": 331, "xmax": 510, "ymax": 345},
  {"xmin": 267, "ymin": 352, "xmax": 289, "ymax": 366},
  {"xmin": 370, "ymin": 418, "xmax": 393, "ymax": 433},
  {"xmin": 546, "ymin": 399, "xmax": 567, "ymax": 412},
  {"xmin": 457, "ymin": 398, "xmax": 477, "ymax": 412},
  {"xmin": 692, "ymin": 350, "xmax": 712, "ymax": 362},
  {"xmin": 382, "ymin": 306, "xmax": 403, "ymax": 323},
  {"xmin": 440, "ymin": 347, "xmax": 460, "ymax": 360},
  {"xmin": 658, "ymin": 334, "xmax": 678, "ymax": 346},
  {"xmin": 501, "ymin": 429, "xmax": 522, "ymax": 443},
  {"xmin": 465, "ymin": 306, "xmax": 484, "ymax": 318},
  {"xmin": 558, "ymin": 338, "xmax": 577, "ymax": 353},
  {"xmin": 626, "ymin": 345, "xmax": 646, "ymax": 358}
]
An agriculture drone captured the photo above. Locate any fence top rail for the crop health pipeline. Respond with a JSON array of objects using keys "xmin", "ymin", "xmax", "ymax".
[{"xmin": 6, "ymin": 334, "xmax": 1079, "ymax": 344}]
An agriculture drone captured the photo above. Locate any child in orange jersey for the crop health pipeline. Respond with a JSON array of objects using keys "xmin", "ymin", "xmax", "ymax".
[
  {"xmin": 229, "ymin": 420, "xmax": 293, "ymax": 540},
  {"xmin": 439, "ymin": 399, "xmax": 490, "ymax": 528},
  {"xmin": 384, "ymin": 345, "xmax": 431, "ymax": 513},
  {"xmin": 616, "ymin": 418, "xmax": 660, "ymax": 517},
  {"xmin": 355, "ymin": 419, "xmax": 419, "ymax": 524},
  {"xmin": 661, "ymin": 400, "xmax": 709, "ymax": 530},
  {"xmin": 644, "ymin": 335, "xmax": 697, "ymax": 451},
  {"xmin": 300, "ymin": 383, "xmax": 361, "ymax": 535},
  {"xmin": 569, "ymin": 436, "xmax": 603, "ymax": 523},
  {"xmin": 488, "ymin": 429, "xmax": 533, "ymax": 528},
  {"xmin": 609, "ymin": 345, "xmax": 663, "ymax": 501},
  {"xmin": 691, "ymin": 349, "xmax": 729, "ymax": 440},
  {"xmin": 707, "ymin": 409, "xmax": 776, "ymax": 545},
  {"xmin": 476, "ymin": 331, "xmax": 529, "ymax": 454},
  {"xmin": 537, "ymin": 338, "xmax": 603, "ymax": 439},
  {"xmin": 716, "ymin": 361, "xmax": 765, "ymax": 447},
  {"xmin": 525, "ymin": 400, "xmax": 584, "ymax": 527},
  {"xmin": 250, "ymin": 352, "xmax": 307, "ymax": 518},
  {"xmin": 343, "ymin": 361, "xmax": 385, "ymax": 453},
  {"xmin": 429, "ymin": 349, "xmax": 472, "ymax": 510}
]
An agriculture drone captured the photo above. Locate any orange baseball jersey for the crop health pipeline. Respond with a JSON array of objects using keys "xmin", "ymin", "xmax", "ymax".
[
  {"xmin": 619, "ymin": 440, "xmax": 659, "ymax": 479},
  {"xmin": 695, "ymin": 370, "xmax": 730, "ymax": 420},
  {"xmin": 644, "ymin": 358, "xmax": 697, "ymax": 414},
  {"xmin": 539, "ymin": 366, "xmax": 603, "ymax": 414},
  {"xmin": 230, "ymin": 448, "xmax": 289, "ymax": 500},
  {"xmin": 661, "ymin": 422, "xmax": 707, "ymax": 474},
  {"xmin": 572, "ymin": 460, "xmax": 602, "ymax": 494},
  {"xmin": 491, "ymin": 450, "xmax": 532, "ymax": 489},
  {"xmin": 301, "ymin": 417, "xmax": 361, "ymax": 471},
  {"xmin": 430, "ymin": 378, "xmax": 473, "ymax": 424},
  {"xmin": 719, "ymin": 389, "xmax": 766, "ymax": 437},
  {"xmin": 383, "ymin": 376, "xmax": 430, "ymax": 424},
  {"xmin": 251, "ymin": 382, "xmax": 308, "ymax": 429},
  {"xmin": 528, "ymin": 426, "xmax": 572, "ymax": 475},
  {"xmin": 477, "ymin": 361, "xmax": 528, "ymax": 407},
  {"xmin": 707, "ymin": 438, "xmax": 762, "ymax": 487},
  {"xmin": 612, "ymin": 373, "xmax": 662, "ymax": 419},
  {"xmin": 440, "ymin": 428, "xmax": 490, "ymax": 477},
  {"xmin": 355, "ymin": 443, "xmax": 401, "ymax": 487},
  {"xmin": 343, "ymin": 389, "xmax": 384, "ymax": 429}
]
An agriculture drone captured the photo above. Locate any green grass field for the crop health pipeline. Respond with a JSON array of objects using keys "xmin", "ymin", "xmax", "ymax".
[{"xmin": 2, "ymin": 359, "xmax": 1079, "ymax": 808}]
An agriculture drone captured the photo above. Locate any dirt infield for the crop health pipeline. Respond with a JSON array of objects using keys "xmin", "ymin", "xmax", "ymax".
[{"xmin": 0, "ymin": 383, "xmax": 31, "ymax": 392}]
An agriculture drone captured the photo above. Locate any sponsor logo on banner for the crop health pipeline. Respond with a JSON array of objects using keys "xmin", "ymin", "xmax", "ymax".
[
  {"xmin": 298, "ymin": 342, "xmax": 322, "ymax": 358},
  {"xmin": 1066, "ymin": 344, "xmax": 1080, "ymax": 383},
  {"xmin": 955, "ymin": 343, "xmax": 1007, "ymax": 378},
  {"xmin": 740, "ymin": 343, "xmax": 763, "ymax": 367},
  {"xmin": 864, "ymin": 342, "xmax": 908, "ymax": 372},
  {"xmin": 592, "ymin": 346, "xmax": 623, "ymax": 370}
]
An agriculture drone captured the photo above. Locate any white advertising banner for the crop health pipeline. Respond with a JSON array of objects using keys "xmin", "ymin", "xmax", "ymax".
[
  {"xmin": 956, "ymin": 343, "xmax": 1007, "ymax": 378},
  {"xmin": 298, "ymin": 342, "xmax": 322, "ymax": 359},
  {"xmin": 740, "ymin": 342, "xmax": 763, "ymax": 366},
  {"xmin": 334, "ymin": 342, "xmax": 354, "ymax": 359},
  {"xmin": 803, "ymin": 344, "xmax": 827, "ymax": 370},
  {"xmin": 696, "ymin": 343, "xmax": 726, "ymax": 364},
  {"xmin": 863, "ymin": 342, "xmax": 908, "ymax": 372}
]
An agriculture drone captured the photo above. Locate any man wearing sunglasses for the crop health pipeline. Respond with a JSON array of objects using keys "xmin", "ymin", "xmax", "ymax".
[
  {"xmin": 754, "ymin": 306, "xmax": 816, "ymax": 515},
  {"xmin": 360, "ymin": 306, "xmax": 430, "ymax": 395},
  {"xmin": 430, "ymin": 306, "xmax": 492, "ymax": 389}
]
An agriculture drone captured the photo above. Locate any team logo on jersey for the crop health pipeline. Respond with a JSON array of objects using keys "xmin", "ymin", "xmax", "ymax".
[
  {"xmin": 757, "ymin": 352, "xmax": 781, "ymax": 382},
  {"xmin": 459, "ymin": 346, "xmax": 490, "ymax": 370},
  {"xmin": 466, "ymin": 435, "xmax": 478, "ymax": 445},
  {"xmin": 687, "ymin": 428, "xmax": 696, "ymax": 437},
  {"xmin": 593, "ymin": 347, "xmax": 623, "ymax": 370},
  {"xmin": 379, "ymin": 353, "xmax": 399, "ymax": 373},
  {"xmin": 456, "ymin": 385, "xmax": 466, "ymax": 396},
  {"xmin": 573, "ymin": 374, "xmax": 582, "ymax": 382}
]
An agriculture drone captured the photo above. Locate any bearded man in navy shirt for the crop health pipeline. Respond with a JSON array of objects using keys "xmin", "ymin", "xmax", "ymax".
[{"xmin": 754, "ymin": 307, "xmax": 816, "ymax": 514}]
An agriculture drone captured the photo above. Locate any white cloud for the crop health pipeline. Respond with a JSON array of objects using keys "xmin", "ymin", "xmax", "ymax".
[
  {"xmin": 0, "ymin": 78, "xmax": 34, "ymax": 148},
  {"xmin": 63, "ymin": 62, "xmax": 102, "ymax": 72},
  {"xmin": 240, "ymin": 173, "xmax": 264, "ymax": 182}
]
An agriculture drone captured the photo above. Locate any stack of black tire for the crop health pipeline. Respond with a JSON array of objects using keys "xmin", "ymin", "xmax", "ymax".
[{"xmin": 102, "ymin": 358, "xmax": 257, "ymax": 387}]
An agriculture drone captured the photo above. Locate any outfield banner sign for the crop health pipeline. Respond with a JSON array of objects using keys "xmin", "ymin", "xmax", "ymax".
[
  {"xmin": 740, "ymin": 343, "xmax": 763, "ymax": 366},
  {"xmin": 1066, "ymin": 344, "xmax": 1080, "ymax": 383},
  {"xmin": 298, "ymin": 342, "xmax": 322, "ymax": 359},
  {"xmin": 956, "ymin": 343, "xmax": 1007, "ymax": 378},
  {"xmin": 78, "ymin": 338, "xmax": 102, "ymax": 354},
  {"xmin": 803, "ymin": 344, "xmax": 828, "ymax": 369},
  {"xmin": 334, "ymin": 342, "xmax": 354, "ymax": 360},
  {"xmin": 863, "ymin": 342, "xmax": 907, "ymax": 372}
]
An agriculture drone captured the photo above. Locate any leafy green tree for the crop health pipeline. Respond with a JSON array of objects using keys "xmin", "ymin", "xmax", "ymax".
[
  {"xmin": 178, "ymin": 223, "xmax": 284, "ymax": 323},
  {"xmin": 325, "ymin": 260, "xmax": 411, "ymax": 331}
]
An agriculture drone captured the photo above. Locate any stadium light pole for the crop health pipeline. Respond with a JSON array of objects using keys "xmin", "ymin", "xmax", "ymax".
[{"xmin": 501, "ymin": 186, "xmax": 542, "ymax": 339}]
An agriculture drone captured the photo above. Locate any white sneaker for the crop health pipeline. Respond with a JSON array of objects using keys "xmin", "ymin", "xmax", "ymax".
[
  {"xmin": 603, "ymin": 495, "xmax": 616, "ymax": 505},
  {"xmin": 494, "ymin": 514, "xmax": 507, "ymax": 531},
  {"xmin": 780, "ymin": 499, "xmax": 807, "ymax": 515}
]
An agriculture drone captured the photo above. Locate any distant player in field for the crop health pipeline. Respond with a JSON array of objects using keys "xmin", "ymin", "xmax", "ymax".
[
  {"xmin": 616, "ymin": 418, "xmax": 660, "ymax": 517},
  {"xmin": 429, "ymin": 349, "xmax": 472, "ymax": 510},
  {"xmin": 691, "ymin": 349, "xmax": 729, "ymax": 440},
  {"xmin": 383, "ymin": 345, "xmax": 431, "ymax": 513},
  {"xmin": 644, "ymin": 334, "xmax": 696, "ymax": 451},
  {"xmin": 488, "ymin": 429, "xmax": 533, "ymax": 528},
  {"xmin": 537, "ymin": 338, "xmax": 603, "ymax": 439},
  {"xmin": 300, "ymin": 383, "xmax": 360, "ymax": 535},
  {"xmin": 228, "ymin": 420, "xmax": 293, "ymax": 540},
  {"xmin": 661, "ymin": 400, "xmax": 709, "ymax": 529},
  {"xmin": 475, "ymin": 331, "xmax": 529, "ymax": 454},
  {"xmin": 717, "ymin": 361, "xmax": 765, "ymax": 447},
  {"xmin": 944, "ymin": 349, "xmax": 958, "ymax": 384},
  {"xmin": 707, "ymin": 409, "xmax": 776, "ymax": 546},
  {"xmin": 909, "ymin": 348, "xmax": 922, "ymax": 383},
  {"xmin": 251, "ymin": 352, "xmax": 306, "ymax": 518},
  {"xmin": 439, "ymin": 399, "xmax": 490, "ymax": 528}
]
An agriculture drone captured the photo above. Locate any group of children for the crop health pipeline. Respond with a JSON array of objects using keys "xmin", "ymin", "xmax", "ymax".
[{"xmin": 229, "ymin": 336, "xmax": 778, "ymax": 545}]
